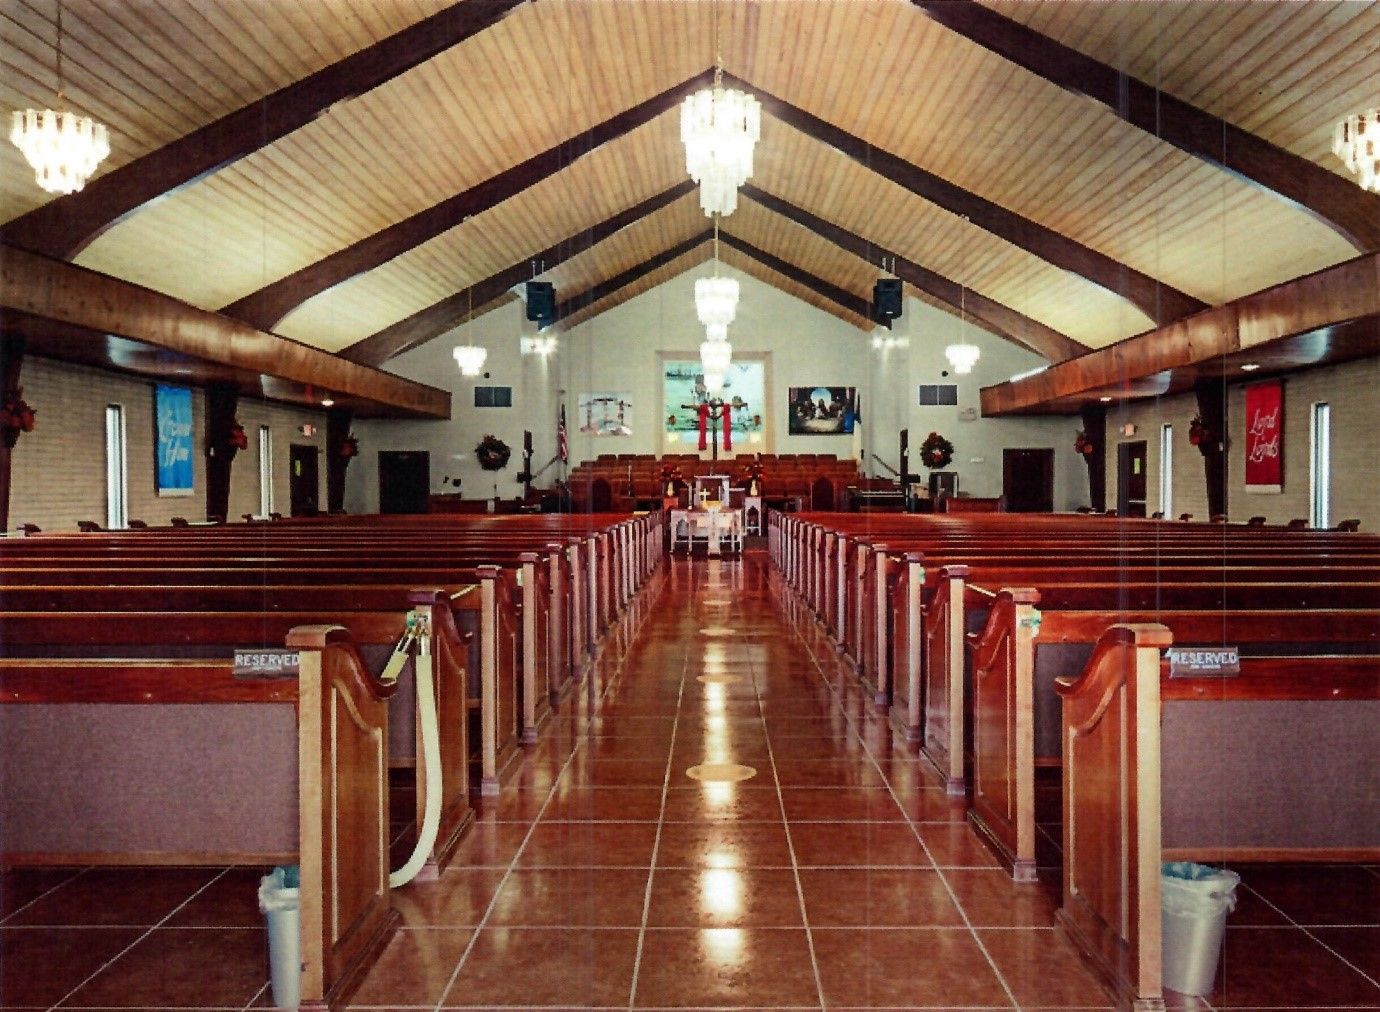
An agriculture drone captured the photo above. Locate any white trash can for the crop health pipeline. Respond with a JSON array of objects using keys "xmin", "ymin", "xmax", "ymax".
[
  {"xmin": 1162, "ymin": 861, "xmax": 1239, "ymax": 997},
  {"xmin": 258, "ymin": 866, "xmax": 301, "ymax": 1010}
]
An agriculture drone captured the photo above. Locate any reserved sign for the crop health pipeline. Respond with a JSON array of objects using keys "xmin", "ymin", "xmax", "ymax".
[
  {"xmin": 1166, "ymin": 646, "xmax": 1240, "ymax": 678},
  {"xmin": 233, "ymin": 649, "xmax": 300, "ymax": 679}
]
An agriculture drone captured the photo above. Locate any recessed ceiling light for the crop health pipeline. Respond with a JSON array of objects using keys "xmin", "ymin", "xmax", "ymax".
[
  {"xmin": 1240, "ymin": 363, "xmax": 1261, "ymax": 372},
  {"xmin": 1100, "ymin": 396, "xmax": 1113, "ymax": 403},
  {"xmin": 320, "ymin": 396, "xmax": 335, "ymax": 406}
]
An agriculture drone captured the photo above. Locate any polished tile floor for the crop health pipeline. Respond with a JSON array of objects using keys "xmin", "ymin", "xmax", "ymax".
[{"xmin": 2, "ymin": 554, "xmax": 1377, "ymax": 1010}]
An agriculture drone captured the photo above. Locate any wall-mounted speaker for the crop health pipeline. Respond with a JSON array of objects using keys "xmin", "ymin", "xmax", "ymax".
[
  {"xmin": 526, "ymin": 282, "xmax": 555, "ymax": 326},
  {"xmin": 872, "ymin": 278, "xmax": 902, "ymax": 321}
]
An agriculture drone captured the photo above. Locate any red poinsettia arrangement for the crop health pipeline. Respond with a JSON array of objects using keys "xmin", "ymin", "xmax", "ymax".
[
  {"xmin": 227, "ymin": 421, "xmax": 249, "ymax": 451},
  {"xmin": 1188, "ymin": 414, "xmax": 1213, "ymax": 452},
  {"xmin": 1073, "ymin": 430, "xmax": 1095, "ymax": 456},
  {"xmin": 339, "ymin": 433, "xmax": 360, "ymax": 459},
  {"xmin": 0, "ymin": 387, "xmax": 37, "ymax": 442}
]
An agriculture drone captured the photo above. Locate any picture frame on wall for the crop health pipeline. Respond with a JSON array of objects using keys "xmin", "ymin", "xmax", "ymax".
[
  {"xmin": 154, "ymin": 384, "xmax": 194, "ymax": 497},
  {"xmin": 578, "ymin": 392, "xmax": 633, "ymax": 436},
  {"xmin": 788, "ymin": 386, "xmax": 858, "ymax": 435}
]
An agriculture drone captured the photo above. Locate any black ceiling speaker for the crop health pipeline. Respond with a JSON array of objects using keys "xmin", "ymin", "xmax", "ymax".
[
  {"xmin": 872, "ymin": 278, "xmax": 902, "ymax": 321},
  {"xmin": 526, "ymin": 281, "xmax": 556, "ymax": 326}
]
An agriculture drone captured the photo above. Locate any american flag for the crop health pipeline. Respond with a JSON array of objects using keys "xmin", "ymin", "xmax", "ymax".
[{"xmin": 557, "ymin": 404, "xmax": 568, "ymax": 463}]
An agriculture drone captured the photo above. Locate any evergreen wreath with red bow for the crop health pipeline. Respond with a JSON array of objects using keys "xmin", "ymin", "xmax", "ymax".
[{"xmin": 919, "ymin": 431, "xmax": 955, "ymax": 469}]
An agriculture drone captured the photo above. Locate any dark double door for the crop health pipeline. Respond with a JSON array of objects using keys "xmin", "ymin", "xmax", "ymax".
[
  {"xmin": 1002, "ymin": 448, "xmax": 1054, "ymax": 513},
  {"xmin": 379, "ymin": 451, "xmax": 431, "ymax": 514}
]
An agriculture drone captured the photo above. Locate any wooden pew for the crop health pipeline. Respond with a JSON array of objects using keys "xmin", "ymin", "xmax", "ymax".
[{"xmin": 0, "ymin": 626, "xmax": 399, "ymax": 1010}]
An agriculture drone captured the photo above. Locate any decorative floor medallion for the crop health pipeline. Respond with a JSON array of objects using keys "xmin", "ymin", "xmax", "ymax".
[{"xmin": 685, "ymin": 762, "xmax": 758, "ymax": 783}]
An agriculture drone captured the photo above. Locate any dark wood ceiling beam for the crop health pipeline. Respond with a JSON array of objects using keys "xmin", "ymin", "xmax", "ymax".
[
  {"xmin": 722, "ymin": 72, "xmax": 1207, "ymax": 326},
  {"xmin": 911, "ymin": 0, "xmax": 1380, "ymax": 252},
  {"xmin": 0, "ymin": 243, "xmax": 448, "ymax": 419},
  {"xmin": 342, "ymin": 181, "xmax": 696, "ymax": 366},
  {"xmin": 553, "ymin": 230, "xmax": 713, "ymax": 326},
  {"xmin": 716, "ymin": 232, "xmax": 873, "ymax": 324},
  {"xmin": 980, "ymin": 252, "xmax": 1380, "ymax": 415},
  {"xmin": 222, "ymin": 70, "xmax": 715, "ymax": 332},
  {"xmin": 740, "ymin": 184, "xmax": 1088, "ymax": 362},
  {"xmin": 1, "ymin": 0, "xmax": 529, "ymax": 260}
]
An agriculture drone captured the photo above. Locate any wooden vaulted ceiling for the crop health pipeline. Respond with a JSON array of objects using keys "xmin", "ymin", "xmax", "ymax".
[{"xmin": 3, "ymin": 0, "xmax": 1379, "ymax": 383}]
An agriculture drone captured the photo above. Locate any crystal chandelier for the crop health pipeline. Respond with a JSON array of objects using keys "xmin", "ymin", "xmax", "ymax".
[
  {"xmin": 702, "ymin": 370, "xmax": 726, "ymax": 396},
  {"xmin": 9, "ymin": 3, "xmax": 110, "ymax": 195},
  {"xmin": 1334, "ymin": 109, "xmax": 1378, "ymax": 192},
  {"xmin": 700, "ymin": 338, "xmax": 733, "ymax": 374},
  {"xmin": 681, "ymin": 72, "xmax": 760, "ymax": 217},
  {"xmin": 694, "ymin": 275, "xmax": 739, "ymax": 330},
  {"xmin": 453, "ymin": 345, "xmax": 487, "ymax": 376}
]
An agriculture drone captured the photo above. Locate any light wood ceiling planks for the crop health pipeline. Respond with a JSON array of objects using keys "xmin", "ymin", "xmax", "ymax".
[{"xmin": 3, "ymin": 0, "xmax": 1375, "ymax": 369}]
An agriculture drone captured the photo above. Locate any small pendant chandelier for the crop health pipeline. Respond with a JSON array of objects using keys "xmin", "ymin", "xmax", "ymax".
[
  {"xmin": 945, "ymin": 234, "xmax": 980, "ymax": 375},
  {"xmin": 695, "ymin": 218, "xmax": 740, "ymax": 333},
  {"xmin": 700, "ymin": 338, "xmax": 733, "ymax": 374},
  {"xmin": 452, "ymin": 286, "xmax": 487, "ymax": 376},
  {"xmin": 1334, "ymin": 109, "xmax": 1378, "ymax": 192},
  {"xmin": 9, "ymin": 2, "xmax": 110, "ymax": 195}
]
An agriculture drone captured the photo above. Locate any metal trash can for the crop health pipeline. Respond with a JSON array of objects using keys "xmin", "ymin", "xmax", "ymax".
[
  {"xmin": 258, "ymin": 865, "xmax": 301, "ymax": 1009},
  {"xmin": 1162, "ymin": 861, "xmax": 1239, "ymax": 996}
]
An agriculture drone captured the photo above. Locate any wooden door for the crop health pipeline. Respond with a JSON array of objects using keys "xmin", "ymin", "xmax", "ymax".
[
  {"xmin": 378, "ymin": 451, "xmax": 430, "ymax": 514},
  {"xmin": 289, "ymin": 444, "xmax": 320, "ymax": 516},
  {"xmin": 1001, "ymin": 449, "xmax": 1055, "ymax": 513},
  {"xmin": 1117, "ymin": 441, "xmax": 1148, "ymax": 517}
]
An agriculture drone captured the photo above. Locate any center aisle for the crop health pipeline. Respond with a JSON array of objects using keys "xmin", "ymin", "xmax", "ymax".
[{"xmin": 348, "ymin": 555, "xmax": 1125, "ymax": 1011}]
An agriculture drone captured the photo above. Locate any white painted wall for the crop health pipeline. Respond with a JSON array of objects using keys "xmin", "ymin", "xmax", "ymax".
[{"xmin": 348, "ymin": 263, "xmax": 1096, "ymax": 512}]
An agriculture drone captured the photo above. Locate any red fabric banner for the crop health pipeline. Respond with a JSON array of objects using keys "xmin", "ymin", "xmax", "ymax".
[
  {"xmin": 1244, "ymin": 379, "xmax": 1283, "ymax": 492},
  {"xmin": 697, "ymin": 404, "xmax": 708, "ymax": 452},
  {"xmin": 723, "ymin": 408, "xmax": 732, "ymax": 452}
]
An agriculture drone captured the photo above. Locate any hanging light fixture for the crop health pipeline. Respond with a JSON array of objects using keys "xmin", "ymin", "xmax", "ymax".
[
  {"xmin": 1334, "ymin": 109, "xmax": 1378, "ymax": 192},
  {"xmin": 452, "ymin": 285, "xmax": 486, "ymax": 376},
  {"xmin": 694, "ymin": 275, "xmax": 739, "ymax": 331},
  {"xmin": 453, "ymin": 345, "xmax": 487, "ymax": 376},
  {"xmin": 945, "ymin": 223, "xmax": 981, "ymax": 375},
  {"xmin": 9, "ymin": 2, "xmax": 110, "ymax": 195},
  {"xmin": 700, "ymin": 338, "xmax": 733, "ymax": 374},
  {"xmin": 703, "ymin": 370, "xmax": 726, "ymax": 396},
  {"xmin": 680, "ymin": 2, "xmax": 759, "ymax": 217}
]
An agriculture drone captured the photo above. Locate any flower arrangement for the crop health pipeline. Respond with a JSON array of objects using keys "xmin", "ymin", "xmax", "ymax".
[
  {"xmin": 1074, "ymin": 429, "xmax": 1095, "ymax": 456},
  {"xmin": 1188, "ymin": 414, "xmax": 1214, "ymax": 453},
  {"xmin": 659, "ymin": 463, "xmax": 684, "ymax": 496},
  {"xmin": 475, "ymin": 434, "xmax": 511, "ymax": 471},
  {"xmin": 338, "ymin": 433, "xmax": 359, "ymax": 460},
  {"xmin": 0, "ymin": 387, "xmax": 36, "ymax": 447},
  {"xmin": 227, "ymin": 421, "xmax": 248, "ymax": 451},
  {"xmin": 919, "ymin": 431, "xmax": 955, "ymax": 469}
]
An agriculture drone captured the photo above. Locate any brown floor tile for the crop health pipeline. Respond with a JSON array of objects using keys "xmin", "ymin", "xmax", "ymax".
[
  {"xmin": 1208, "ymin": 927, "xmax": 1380, "ymax": 1007},
  {"xmin": 646, "ymin": 868, "xmax": 803, "ymax": 928},
  {"xmin": 541, "ymin": 786, "xmax": 665, "ymax": 822},
  {"xmin": 0, "ymin": 926, "xmax": 143, "ymax": 1006},
  {"xmin": 798, "ymin": 868, "xmax": 965, "ymax": 927},
  {"xmin": 1241, "ymin": 865, "xmax": 1380, "ymax": 926},
  {"xmin": 914, "ymin": 822, "xmax": 1002, "ymax": 867},
  {"xmin": 6, "ymin": 867, "xmax": 219, "ymax": 927},
  {"xmin": 0, "ymin": 866, "xmax": 84, "ymax": 921},
  {"xmin": 487, "ymin": 867, "xmax": 650, "ymax": 927},
  {"xmin": 61, "ymin": 927, "xmax": 266, "ymax": 1007},
  {"xmin": 655, "ymin": 821, "xmax": 794, "ymax": 868},
  {"xmin": 811, "ymin": 927, "xmax": 1013, "ymax": 1008},
  {"xmin": 441, "ymin": 927, "xmax": 639, "ymax": 1006},
  {"xmin": 393, "ymin": 868, "xmax": 509, "ymax": 927},
  {"xmin": 780, "ymin": 787, "xmax": 905, "ymax": 823},
  {"xmin": 164, "ymin": 866, "xmax": 269, "ymax": 927},
  {"xmin": 943, "ymin": 869, "xmax": 1059, "ymax": 927},
  {"xmin": 348, "ymin": 927, "xmax": 475, "ymax": 1006},
  {"xmin": 772, "ymin": 759, "xmax": 886, "ymax": 788},
  {"xmin": 633, "ymin": 927, "xmax": 819, "ymax": 1007},
  {"xmin": 789, "ymin": 821, "xmax": 933, "ymax": 868},
  {"xmin": 448, "ymin": 822, "xmax": 531, "ymax": 868},
  {"xmin": 560, "ymin": 758, "xmax": 671, "ymax": 788},
  {"xmin": 662, "ymin": 784, "xmax": 785, "ymax": 823},
  {"xmin": 519, "ymin": 821, "xmax": 660, "ymax": 867},
  {"xmin": 978, "ymin": 927, "xmax": 1115, "ymax": 1007},
  {"xmin": 1311, "ymin": 926, "xmax": 1380, "ymax": 981}
]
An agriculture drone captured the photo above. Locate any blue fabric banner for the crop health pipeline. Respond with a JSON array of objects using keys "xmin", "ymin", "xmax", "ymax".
[{"xmin": 155, "ymin": 384, "xmax": 194, "ymax": 497}]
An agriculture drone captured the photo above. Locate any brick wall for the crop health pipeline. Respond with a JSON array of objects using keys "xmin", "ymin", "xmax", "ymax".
[{"xmin": 9, "ymin": 357, "xmax": 326, "ymax": 532}]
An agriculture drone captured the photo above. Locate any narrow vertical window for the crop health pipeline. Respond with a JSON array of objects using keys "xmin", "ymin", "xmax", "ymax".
[
  {"xmin": 259, "ymin": 425, "xmax": 274, "ymax": 516},
  {"xmin": 104, "ymin": 404, "xmax": 127, "ymax": 529},
  {"xmin": 1310, "ymin": 402, "xmax": 1330, "ymax": 529},
  {"xmin": 1159, "ymin": 423, "xmax": 1173, "ymax": 519}
]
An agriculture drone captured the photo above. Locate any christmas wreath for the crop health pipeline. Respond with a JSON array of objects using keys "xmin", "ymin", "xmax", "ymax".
[
  {"xmin": 475, "ymin": 434, "xmax": 511, "ymax": 471},
  {"xmin": 1188, "ymin": 415, "xmax": 1214, "ymax": 454},
  {"xmin": 1073, "ymin": 430, "xmax": 1095, "ymax": 456},
  {"xmin": 0, "ymin": 387, "xmax": 36, "ymax": 447},
  {"xmin": 919, "ymin": 431, "xmax": 955, "ymax": 469},
  {"xmin": 338, "ymin": 433, "xmax": 359, "ymax": 460}
]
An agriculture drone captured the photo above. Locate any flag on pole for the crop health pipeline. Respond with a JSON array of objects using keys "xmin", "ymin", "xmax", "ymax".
[
  {"xmin": 558, "ymin": 404, "xmax": 568, "ymax": 463},
  {"xmin": 851, "ymin": 391, "xmax": 864, "ymax": 465}
]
